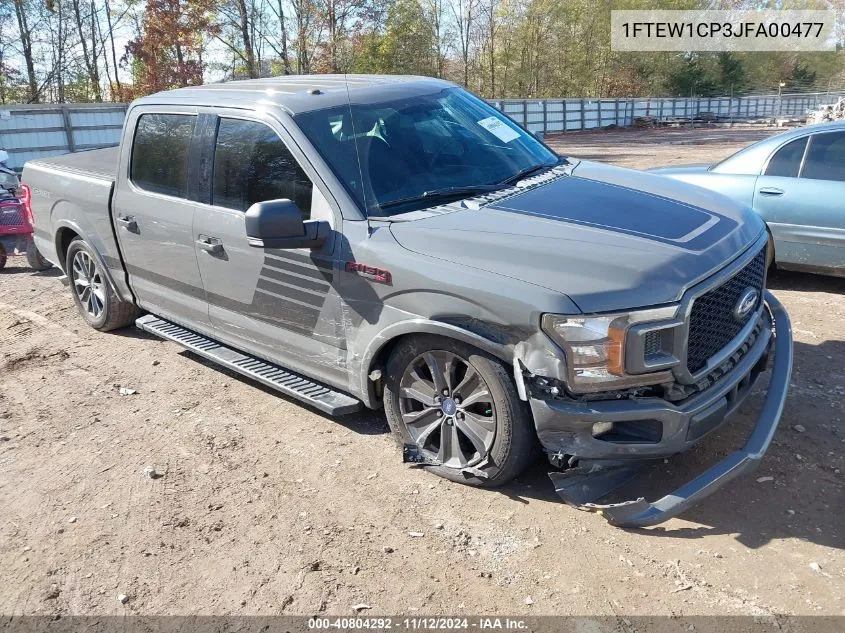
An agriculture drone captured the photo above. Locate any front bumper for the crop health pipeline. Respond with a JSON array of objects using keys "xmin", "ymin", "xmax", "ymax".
[{"xmin": 532, "ymin": 291, "xmax": 792, "ymax": 527}]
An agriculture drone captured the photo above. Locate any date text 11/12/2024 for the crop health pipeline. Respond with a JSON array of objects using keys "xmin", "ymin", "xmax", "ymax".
[{"xmin": 308, "ymin": 617, "xmax": 528, "ymax": 630}]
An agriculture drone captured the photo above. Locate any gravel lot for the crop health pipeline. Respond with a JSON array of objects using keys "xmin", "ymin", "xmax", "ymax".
[{"xmin": 1, "ymin": 125, "xmax": 843, "ymax": 618}]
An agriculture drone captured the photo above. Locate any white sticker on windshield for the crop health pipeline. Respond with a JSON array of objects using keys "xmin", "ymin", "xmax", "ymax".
[{"xmin": 477, "ymin": 116, "xmax": 520, "ymax": 143}]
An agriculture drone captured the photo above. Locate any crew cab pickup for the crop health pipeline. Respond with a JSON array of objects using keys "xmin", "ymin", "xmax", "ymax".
[{"xmin": 24, "ymin": 76, "xmax": 792, "ymax": 526}]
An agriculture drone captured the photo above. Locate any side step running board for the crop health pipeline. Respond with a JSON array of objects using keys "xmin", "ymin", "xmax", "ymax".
[{"xmin": 135, "ymin": 315, "xmax": 362, "ymax": 416}]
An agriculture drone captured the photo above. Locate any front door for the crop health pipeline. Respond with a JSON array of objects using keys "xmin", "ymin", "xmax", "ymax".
[
  {"xmin": 755, "ymin": 130, "xmax": 845, "ymax": 273},
  {"xmin": 192, "ymin": 112, "xmax": 347, "ymax": 386},
  {"xmin": 112, "ymin": 108, "xmax": 210, "ymax": 327}
]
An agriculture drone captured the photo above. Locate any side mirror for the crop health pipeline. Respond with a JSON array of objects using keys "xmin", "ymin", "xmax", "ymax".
[{"xmin": 244, "ymin": 199, "xmax": 329, "ymax": 250}]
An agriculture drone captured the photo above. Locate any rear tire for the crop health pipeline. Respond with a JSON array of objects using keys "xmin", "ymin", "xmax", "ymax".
[
  {"xmin": 26, "ymin": 240, "xmax": 52, "ymax": 271},
  {"xmin": 0, "ymin": 243, "xmax": 6, "ymax": 271},
  {"xmin": 384, "ymin": 334, "xmax": 536, "ymax": 487},
  {"xmin": 66, "ymin": 238, "xmax": 138, "ymax": 331}
]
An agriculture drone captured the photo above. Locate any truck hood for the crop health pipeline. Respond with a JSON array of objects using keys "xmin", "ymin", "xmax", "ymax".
[
  {"xmin": 648, "ymin": 163, "xmax": 712, "ymax": 176},
  {"xmin": 389, "ymin": 160, "xmax": 764, "ymax": 313}
]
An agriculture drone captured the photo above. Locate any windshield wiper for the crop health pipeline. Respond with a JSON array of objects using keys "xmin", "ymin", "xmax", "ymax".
[
  {"xmin": 378, "ymin": 184, "xmax": 505, "ymax": 210},
  {"xmin": 499, "ymin": 162, "xmax": 558, "ymax": 185}
]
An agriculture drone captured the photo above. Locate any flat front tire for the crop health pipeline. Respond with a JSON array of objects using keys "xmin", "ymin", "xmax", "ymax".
[
  {"xmin": 384, "ymin": 335, "xmax": 536, "ymax": 487},
  {"xmin": 66, "ymin": 238, "xmax": 138, "ymax": 331}
]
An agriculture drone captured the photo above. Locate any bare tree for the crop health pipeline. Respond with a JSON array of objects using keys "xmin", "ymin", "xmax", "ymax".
[
  {"xmin": 290, "ymin": 0, "xmax": 317, "ymax": 73},
  {"xmin": 265, "ymin": 0, "xmax": 291, "ymax": 73},
  {"xmin": 71, "ymin": 0, "xmax": 102, "ymax": 100},
  {"xmin": 449, "ymin": 0, "xmax": 478, "ymax": 87},
  {"xmin": 102, "ymin": 0, "xmax": 121, "ymax": 99},
  {"xmin": 236, "ymin": 0, "xmax": 258, "ymax": 77},
  {"xmin": 12, "ymin": 0, "xmax": 39, "ymax": 102},
  {"xmin": 424, "ymin": 0, "xmax": 447, "ymax": 78},
  {"xmin": 480, "ymin": 0, "xmax": 497, "ymax": 96}
]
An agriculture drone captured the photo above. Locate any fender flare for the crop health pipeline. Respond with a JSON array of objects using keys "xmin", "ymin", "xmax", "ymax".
[
  {"xmin": 355, "ymin": 318, "xmax": 513, "ymax": 408},
  {"xmin": 53, "ymin": 220, "xmax": 122, "ymax": 297}
]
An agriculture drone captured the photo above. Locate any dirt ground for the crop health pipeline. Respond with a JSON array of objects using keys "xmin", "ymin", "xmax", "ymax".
[{"xmin": 1, "ymin": 125, "xmax": 843, "ymax": 618}]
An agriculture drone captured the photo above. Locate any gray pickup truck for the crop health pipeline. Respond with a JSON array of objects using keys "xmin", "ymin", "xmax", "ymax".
[{"xmin": 24, "ymin": 75, "xmax": 792, "ymax": 527}]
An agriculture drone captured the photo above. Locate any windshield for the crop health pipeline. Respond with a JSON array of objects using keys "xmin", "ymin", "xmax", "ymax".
[{"xmin": 295, "ymin": 87, "xmax": 559, "ymax": 216}]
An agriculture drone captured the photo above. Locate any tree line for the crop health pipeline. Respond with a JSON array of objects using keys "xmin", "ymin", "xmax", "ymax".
[{"xmin": 1, "ymin": 0, "xmax": 843, "ymax": 104}]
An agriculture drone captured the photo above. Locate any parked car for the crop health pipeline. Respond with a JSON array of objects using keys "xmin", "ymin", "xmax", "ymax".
[
  {"xmin": 22, "ymin": 76, "xmax": 792, "ymax": 527},
  {"xmin": 651, "ymin": 121, "xmax": 845, "ymax": 277}
]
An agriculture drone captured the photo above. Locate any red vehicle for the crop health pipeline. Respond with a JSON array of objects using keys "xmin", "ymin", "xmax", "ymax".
[{"xmin": 0, "ymin": 154, "xmax": 52, "ymax": 272}]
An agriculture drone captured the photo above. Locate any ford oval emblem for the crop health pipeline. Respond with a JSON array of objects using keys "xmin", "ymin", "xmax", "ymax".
[{"xmin": 733, "ymin": 287, "xmax": 759, "ymax": 321}]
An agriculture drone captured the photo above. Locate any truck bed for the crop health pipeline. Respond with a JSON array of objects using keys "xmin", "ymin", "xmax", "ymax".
[
  {"xmin": 31, "ymin": 146, "xmax": 119, "ymax": 181},
  {"xmin": 24, "ymin": 147, "xmax": 123, "ymax": 286}
]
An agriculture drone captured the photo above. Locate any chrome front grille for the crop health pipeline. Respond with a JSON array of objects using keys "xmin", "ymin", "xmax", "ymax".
[{"xmin": 686, "ymin": 247, "xmax": 767, "ymax": 373}]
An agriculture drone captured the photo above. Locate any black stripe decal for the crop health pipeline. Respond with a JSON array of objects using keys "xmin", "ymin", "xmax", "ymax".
[
  {"xmin": 256, "ymin": 277, "xmax": 326, "ymax": 308},
  {"xmin": 125, "ymin": 263, "xmax": 206, "ymax": 300},
  {"xmin": 260, "ymin": 265, "xmax": 331, "ymax": 293},
  {"xmin": 265, "ymin": 250, "xmax": 333, "ymax": 271},
  {"xmin": 262, "ymin": 256, "xmax": 333, "ymax": 283},
  {"xmin": 103, "ymin": 254, "xmax": 122, "ymax": 269},
  {"xmin": 120, "ymin": 261, "xmax": 330, "ymax": 337},
  {"xmin": 207, "ymin": 290, "xmax": 318, "ymax": 336}
]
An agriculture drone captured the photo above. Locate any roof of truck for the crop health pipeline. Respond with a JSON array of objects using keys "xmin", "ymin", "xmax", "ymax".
[{"xmin": 132, "ymin": 75, "xmax": 456, "ymax": 115}]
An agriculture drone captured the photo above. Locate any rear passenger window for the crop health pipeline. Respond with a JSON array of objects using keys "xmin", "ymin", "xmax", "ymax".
[
  {"xmin": 212, "ymin": 118, "xmax": 313, "ymax": 217},
  {"xmin": 130, "ymin": 113, "xmax": 196, "ymax": 197},
  {"xmin": 801, "ymin": 132, "xmax": 845, "ymax": 182},
  {"xmin": 764, "ymin": 137, "xmax": 807, "ymax": 178}
]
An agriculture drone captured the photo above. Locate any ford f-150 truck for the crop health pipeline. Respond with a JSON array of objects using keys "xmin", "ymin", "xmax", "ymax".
[{"xmin": 23, "ymin": 75, "xmax": 792, "ymax": 527}]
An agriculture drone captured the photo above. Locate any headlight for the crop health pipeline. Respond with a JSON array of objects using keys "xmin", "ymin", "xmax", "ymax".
[{"xmin": 541, "ymin": 309, "xmax": 676, "ymax": 392}]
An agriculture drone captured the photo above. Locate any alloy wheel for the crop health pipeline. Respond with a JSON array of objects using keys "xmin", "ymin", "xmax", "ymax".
[
  {"xmin": 71, "ymin": 250, "xmax": 105, "ymax": 319},
  {"xmin": 398, "ymin": 350, "xmax": 497, "ymax": 468}
]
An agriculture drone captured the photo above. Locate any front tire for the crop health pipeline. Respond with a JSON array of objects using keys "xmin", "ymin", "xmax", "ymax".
[
  {"xmin": 26, "ymin": 240, "xmax": 52, "ymax": 271},
  {"xmin": 384, "ymin": 335, "xmax": 535, "ymax": 487},
  {"xmin": 766, "ymin": 230, "xmax": 775, "ymax": 269},
  {"xmin": 66, "ymin": 238, "xmax": 138, "ymax": 331}
]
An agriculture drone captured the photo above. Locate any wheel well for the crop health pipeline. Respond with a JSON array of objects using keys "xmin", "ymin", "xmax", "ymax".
[
  {"xmin": 366, "ymin": 335, "xmax": 406, "ymax": 406},
  {"xmin": 370, "ymin": 335, "xmax": 403, "ymax": 375},
  {"xmin": 56, "ymin": 227, "xmax": 80, "ymax": 270},
  {"xmin": 365, "ymin": 331, "xmax": 513, "ymax": 407}
]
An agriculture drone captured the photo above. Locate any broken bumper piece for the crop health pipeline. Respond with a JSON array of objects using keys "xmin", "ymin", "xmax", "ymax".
[{"xmin": 549, "ymin": 292, "xmax": 793, "ymax": 528}]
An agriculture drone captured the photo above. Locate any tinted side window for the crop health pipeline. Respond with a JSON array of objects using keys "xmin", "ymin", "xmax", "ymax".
[
  {"xmin": 130, "ymin": 113, "xmax": 196, "ymax": 197},
  {"xmin": 212, "ymin": 118, "xmax": 313, "ymax": 217},
  {"xmin": 764, "ymin": 137, "xmax": 807, "ymax": 178},
  {"xmin": 801, "ymin": 132, "xmax": 845, "ymax": 182}
]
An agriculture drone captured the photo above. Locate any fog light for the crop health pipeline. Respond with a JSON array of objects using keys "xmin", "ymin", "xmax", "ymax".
[{"xmin": 592, "ymin": 421, "xmax": 615, "ymax": 437}]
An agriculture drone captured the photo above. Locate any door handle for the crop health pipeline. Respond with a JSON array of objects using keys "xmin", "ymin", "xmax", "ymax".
[
  {"xmin": 196, "ymin": 236, "xmax": 223, "ymax": 255},
  {"xmin": 116, "ymin": 215, "xmax": 137, "ymax": 231},
  {"xmin": 758, "ymin": 187, "xmax": 784, "ymax": 196}
]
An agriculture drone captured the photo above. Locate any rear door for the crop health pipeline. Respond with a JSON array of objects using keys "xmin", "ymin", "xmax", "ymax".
[
  {"xmin": 754, "ymin": 130, "xmax": 845, "ymax": 272},
  {"xmin": 112, "ymin": 107, "xmax": 210, "ymax": 327},
  {"xmin": 191, "ymin": 110, "xmax": 347, "ymax": 385}
]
